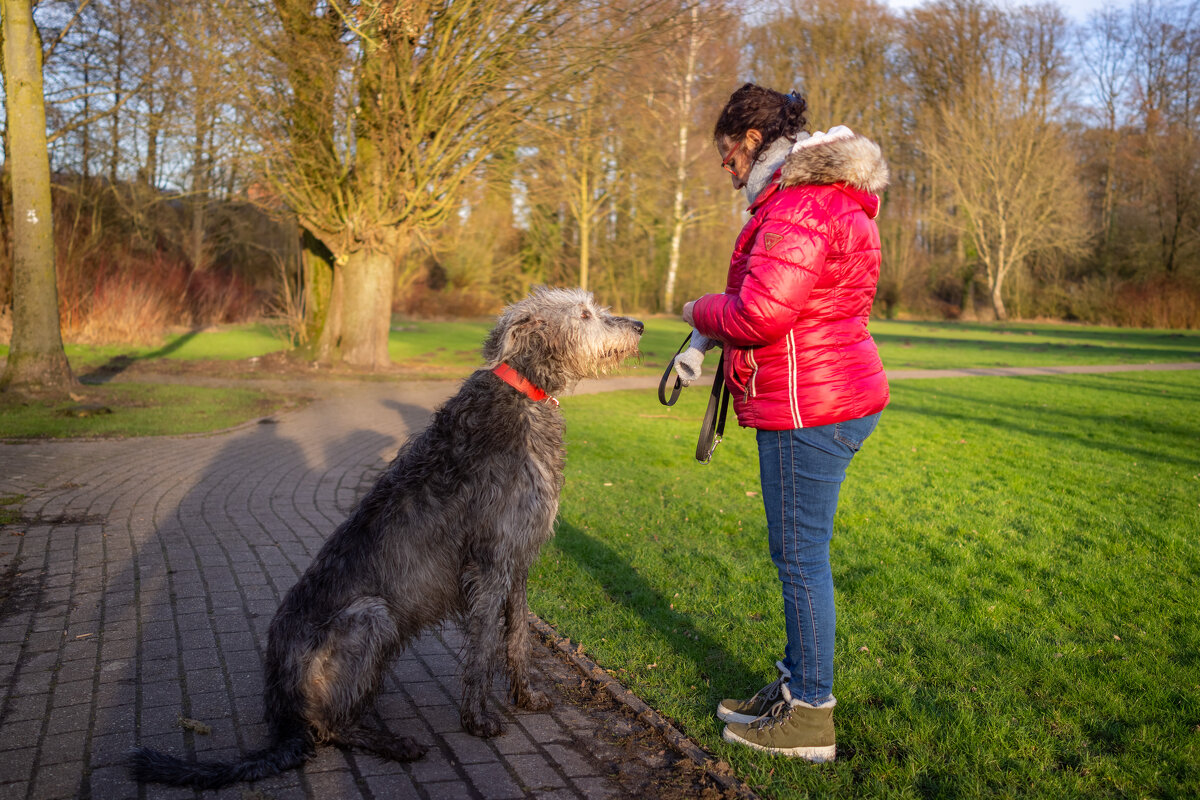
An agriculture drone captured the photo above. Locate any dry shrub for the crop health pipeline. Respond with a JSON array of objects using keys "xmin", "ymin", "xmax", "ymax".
[
  {"xmin": 58, "ymin": 249, "xmax": 262, "ymax": 345},
  {"xmin": 74, "ymin": 275, "xmax": 174, "ymax": 345},
  {"xmin": 395, "ymin": 281, "xmax": 503, "ymax": 319},
  {"xmin": 1107, "ymin": 276, "xmax": 1200, "ymax": 329},
  {"xmin": 38, "ymin": 177, "xmax": 269, "ymax": 344},
  {"xmin": 0, "ymin": 178, "xmax": 274, "ymax": 346}
]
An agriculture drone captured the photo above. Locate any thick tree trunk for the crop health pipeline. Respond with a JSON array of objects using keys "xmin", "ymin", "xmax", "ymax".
[
  {"xmin": 339, "ymin": 249, "xmax": 394, "ymax": 370},
  {"xmin": 1, "ymin": 0, "xmax": 74, "ymax": 395},
  {"xmin": 338, "ymin": 246, "xmax": 396, "ymax": 370}
]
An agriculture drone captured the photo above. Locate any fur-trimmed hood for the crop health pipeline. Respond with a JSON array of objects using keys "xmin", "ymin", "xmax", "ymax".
[{"xmin": 779, "ymin": 127, "xmax": 889, "ymax": 194}]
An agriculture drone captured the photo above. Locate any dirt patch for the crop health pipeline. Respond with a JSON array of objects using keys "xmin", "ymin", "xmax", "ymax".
[
  {"xmin": 0, "ymin": 558, "xmax": 42, "ymax": 623},
  {"xmin": 529, "ymin": 622, "xmax": 755, "ymax": 800}
]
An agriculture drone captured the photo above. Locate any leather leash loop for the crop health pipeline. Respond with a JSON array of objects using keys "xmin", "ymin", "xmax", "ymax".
[{"xmin": 657, "ymin": 333, "xmax": 692, "ymax": 407}]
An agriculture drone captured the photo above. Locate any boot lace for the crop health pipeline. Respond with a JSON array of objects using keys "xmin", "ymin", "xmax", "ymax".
[
  {"xmin": 751, "ymin": 699, "xmax": 792, "ymax": 731},
  {"xmin": 754, "ymin": 674, "xmax": 786, "ymax": 705}
]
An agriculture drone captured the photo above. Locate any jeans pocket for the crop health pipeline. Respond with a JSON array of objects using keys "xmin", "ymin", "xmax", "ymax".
[{"xmin": 833, "ymin": 412, "xmax": 881, "ymax": 452}]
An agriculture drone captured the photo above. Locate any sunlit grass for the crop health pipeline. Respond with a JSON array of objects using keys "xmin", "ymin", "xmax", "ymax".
[
  {"xmin": 531, "ymin": 370, "xmax": 1200, "ymax": 799},
  {"xmin": 5, "ymin": 317, "xmax": 1193, "ymax": 378},
  {"xmin": 0, "ymin": 383, "xmax": 301, "ymax": 439}
]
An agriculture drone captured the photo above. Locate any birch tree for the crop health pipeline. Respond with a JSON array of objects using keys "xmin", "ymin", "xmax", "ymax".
[{"xmin": 662, "ymin": 4, "xmax": 704, "ymax": 313}]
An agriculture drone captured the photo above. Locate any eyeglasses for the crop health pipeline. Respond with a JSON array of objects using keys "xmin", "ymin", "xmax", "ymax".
[{"xmin": 720, "ymin": 140, "xmax": 743, "ymax": 176}]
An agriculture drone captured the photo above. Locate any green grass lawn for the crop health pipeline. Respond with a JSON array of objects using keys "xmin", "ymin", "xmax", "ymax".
[
  {"xmin": 0, "ymin": 383, "xmax": 300, "ymax": 439},
  {"xmin": 0, "ymin": 323, "xmax": 292, "ymax": 372},
  {"xmin": 3, "ymin": 317, "xmax": 1194, "ymax": 378},
  {"xmin": 871, "ymin": 319, "xmax": 1200, "ymax": 370},
  {"xmin": 532, "ymin": 369, "xmax": 1200, "ymax": 799}
]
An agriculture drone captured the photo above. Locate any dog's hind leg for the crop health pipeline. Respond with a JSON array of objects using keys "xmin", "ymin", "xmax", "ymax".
[
  {"xmin": 504, "ymin": 571, "xmax": 551, "ymax": 711},
  {"xmin": 332, "ymin": 724, "xmax": 427, "ymax": 762},
  {"xmin": 303, "ymin": 597, "xmax": 417, "ymax": 755}
]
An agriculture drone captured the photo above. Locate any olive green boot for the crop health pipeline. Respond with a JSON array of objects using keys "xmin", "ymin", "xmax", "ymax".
[
  {"xmin": 716, "ymin": 661, "xmax": 790, "ymax": 724},
  {"xmin": 722, "ymin": 684, "xmax": 836, "ymax": 761}
]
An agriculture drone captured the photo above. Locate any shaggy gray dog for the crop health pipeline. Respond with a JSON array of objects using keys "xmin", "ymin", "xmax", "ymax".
[{"xmin": 130, "ymin": 287, "xmax": 643, "ymax": 789}]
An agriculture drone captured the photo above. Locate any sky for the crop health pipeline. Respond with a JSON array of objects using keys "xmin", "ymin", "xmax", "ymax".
[{"xmin": 884, "ymin": 0, "xmax": 1135, "ymax": 22}]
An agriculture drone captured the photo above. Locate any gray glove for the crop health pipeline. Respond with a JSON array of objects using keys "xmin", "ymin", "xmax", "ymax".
[{"xmin": 674, "ymin": 329, "xmax": 717, "ymax": 386}]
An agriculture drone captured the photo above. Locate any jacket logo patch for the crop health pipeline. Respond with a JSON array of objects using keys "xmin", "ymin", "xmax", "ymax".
[{"xmin": 763, "ymin": 232, "xmax": 783, "ymax": 251}]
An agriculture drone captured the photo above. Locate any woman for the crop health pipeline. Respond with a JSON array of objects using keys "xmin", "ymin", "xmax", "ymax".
[{"xmin": 682, "ymin": 83, "xmax": 889, "ymax": 761}]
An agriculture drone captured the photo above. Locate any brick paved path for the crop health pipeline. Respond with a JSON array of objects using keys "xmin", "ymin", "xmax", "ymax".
[{"xmin": 0, "ymin": 379, "xmax": 658, "ymax": 800}]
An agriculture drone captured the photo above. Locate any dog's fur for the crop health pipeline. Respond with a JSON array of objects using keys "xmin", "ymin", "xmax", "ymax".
[{"xmin": 129, "ymin": 287, "xmax": 643, "ymax": 789}]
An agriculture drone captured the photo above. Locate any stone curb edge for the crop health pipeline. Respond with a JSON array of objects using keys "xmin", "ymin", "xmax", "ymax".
[{"xmin": 529, "ymin": 614, "xmax": 759, "ymax": 800}]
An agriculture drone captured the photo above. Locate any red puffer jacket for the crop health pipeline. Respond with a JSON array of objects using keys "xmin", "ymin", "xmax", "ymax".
[{"xmin": 692, "ymin": 131, "xmax": 890, "ymax": 431}]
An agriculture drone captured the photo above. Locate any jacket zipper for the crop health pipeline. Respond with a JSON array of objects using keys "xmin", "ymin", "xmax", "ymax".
[{"xmin": 745, "ymin": 349, "xmax": 758, "ymax": 400}]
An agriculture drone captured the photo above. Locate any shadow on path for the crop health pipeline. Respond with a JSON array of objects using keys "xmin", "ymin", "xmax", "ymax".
[{"xmin": 80, "ymin": 329, "xmax": 205, "ymax": 384}]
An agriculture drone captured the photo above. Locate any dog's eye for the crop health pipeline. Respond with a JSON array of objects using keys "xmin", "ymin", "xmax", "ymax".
[{"xmin": 581, "ymin": 309, "xmax": 592, "ymax": 320}]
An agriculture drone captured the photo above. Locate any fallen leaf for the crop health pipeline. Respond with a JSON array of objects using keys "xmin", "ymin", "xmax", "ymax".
[{"xmin": 178, "ymin": 716, "xmax": 211, "ymax": 735}]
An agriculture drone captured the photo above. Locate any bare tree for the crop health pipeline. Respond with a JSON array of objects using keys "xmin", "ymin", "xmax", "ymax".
[
  {"xmin": 925, "ymin": 17, "xmax": 1091, "ymax": 322},
  {"xmin": 1, "ymin": 0, "xmax": 75, "ymax": 394},
  {"xmin": 223, "ymin": 0, "xmax": 681, "ymax": 369},
  {"xmin": 1128, "ymin": 0, "xmax": 1200, "ymax": 275},
  {"xmin": 1078, "ymin": 5, "xmax": 1134, "ymax": 260}
]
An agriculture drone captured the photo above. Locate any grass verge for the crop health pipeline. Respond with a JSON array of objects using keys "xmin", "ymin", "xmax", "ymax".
[
  {"xmin": 0, "ymin": 495, "xmax": 24, "ymax": 526},
  {"xmin": 0, "ymin": 383, "xmax": 303, "ymax": 439},
  {"xmin": 530, "ymin": 369, "xmax": 1200, "ymax": 799},
  {"xmin": 5, "ymin": 318, "xmax": 1194, "ymax": 379}
]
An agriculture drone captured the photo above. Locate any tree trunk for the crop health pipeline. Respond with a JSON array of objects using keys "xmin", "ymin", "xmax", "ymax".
[
  {"xmin": 189, "ymin": 104, "xmax": 210, "ymax": 272},
  {"xmin": 991, "ymin": 280, "xmax": 1008, "ymax": 321},
  {"xmin": 314, "ymin": 258, "xmax": 344, "ymax": 365},
  {"xmin": 301, "ymin": 228, "xmax": 335, "ymax": 355},
  {"xmin": 989, "ymin": 253, "xmax": 1009, "ymax": 321},
  {"xmin": 338, "ymin": 246, "xmax": 396, "ymax": 370},
  {"xmin": 1, "ymin": 0, "xmax": 74, "ymax": 395},
  {"xmin": 663, "ymin": 4, "xmax": 700, "ymax": 314}
]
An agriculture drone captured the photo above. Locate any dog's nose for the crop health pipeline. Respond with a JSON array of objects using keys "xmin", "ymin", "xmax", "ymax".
[{"xmin": 631, "ymin": 320, "xmax": 644, "ymax": 335}]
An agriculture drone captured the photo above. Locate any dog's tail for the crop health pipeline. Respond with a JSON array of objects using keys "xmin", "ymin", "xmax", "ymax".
[{"xmin": 128, "ymin": 729, "xmax": 312, "ymax": 790}]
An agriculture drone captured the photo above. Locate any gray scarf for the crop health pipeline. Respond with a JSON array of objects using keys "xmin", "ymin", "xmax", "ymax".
[{"xmin": 744, "ymin": 135, "xmax": 804, "ymax": 204}]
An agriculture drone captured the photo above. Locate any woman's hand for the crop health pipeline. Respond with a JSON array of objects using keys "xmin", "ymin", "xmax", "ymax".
[{"xmin": 682, "ymin": 300, "xmax": 696, "ymax": 327}]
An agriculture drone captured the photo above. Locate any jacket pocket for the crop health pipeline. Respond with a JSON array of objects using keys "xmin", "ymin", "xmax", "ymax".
[{"xmin": 727, "ymin": 347, "xmax": 758, "ymax": 399}]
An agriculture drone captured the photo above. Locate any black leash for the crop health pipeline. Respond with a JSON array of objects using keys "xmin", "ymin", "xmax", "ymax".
[
  {"xmin": 695, "ymin": 351, "xmax": 731, "ymax": 464},
  {"xmin": 657, "ymin": 333, "xmax": 731, "ymax": 463},
  {"xmin": 657, "ymin": 333, "xmax": 690, "ymax": 406}
]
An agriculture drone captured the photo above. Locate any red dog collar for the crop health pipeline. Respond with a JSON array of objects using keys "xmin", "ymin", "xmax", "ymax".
[{"xmin": 492, "ymin": 363, "xmax": 558, "ymax": 407}]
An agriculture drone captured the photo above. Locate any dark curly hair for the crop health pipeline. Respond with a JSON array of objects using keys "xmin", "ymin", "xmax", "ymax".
[{"xmin": 713, "ymin": 83, "xmax": 808, "ymax": 164}]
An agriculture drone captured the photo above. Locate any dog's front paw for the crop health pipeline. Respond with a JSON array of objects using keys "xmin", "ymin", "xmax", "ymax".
[
  {"xmin": 461, "ymin": 710, "xmax": 505, "ymax": 738},
  {"xmin": 512, "ymin": 686, "xmax": 552, "ymax": 712}
]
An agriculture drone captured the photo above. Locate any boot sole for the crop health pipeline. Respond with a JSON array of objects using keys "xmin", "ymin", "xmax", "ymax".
[
  {"xmin": 722, "ymin": 725, "xmax": 836, "ymax": 762},
  {"xmin": 716, "ymin": 703, "xmax": 763, "ymax": 725}
]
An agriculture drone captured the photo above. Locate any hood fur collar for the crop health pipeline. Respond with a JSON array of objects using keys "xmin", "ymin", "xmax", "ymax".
[{"xmin": 780, "ymin": 127, "xmax": 889, "ymax": 194}]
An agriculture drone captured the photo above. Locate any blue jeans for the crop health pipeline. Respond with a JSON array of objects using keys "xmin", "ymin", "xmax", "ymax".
[{"xmin": 756, "ymin": 412, "xmax": 880, "ymax": 705}]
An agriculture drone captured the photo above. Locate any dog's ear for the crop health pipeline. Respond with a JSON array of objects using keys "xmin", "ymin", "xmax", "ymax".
[{"xmin": 482, "ymin": 311, "xmax": 542, "ymax": 366}]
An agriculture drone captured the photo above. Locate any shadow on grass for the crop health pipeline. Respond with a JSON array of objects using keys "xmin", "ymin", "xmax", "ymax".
[
  {"xmin": 873, "ymin": 329, "xmax": 1200, "ymax": 364},
  {"xmin": 79, "ymin": 328, "xmax": 205, "ymax": 384},
  {"xmin": 550, "ymin": 519, "xmax": 760, "ymax": 701},
  {"xmin": 878, "ymin": 318, "xmax": 1200, "ymax": 344},
  {"xmin": 890, "ymin": 376, "xmax": 1200, "ymax": 468}
]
